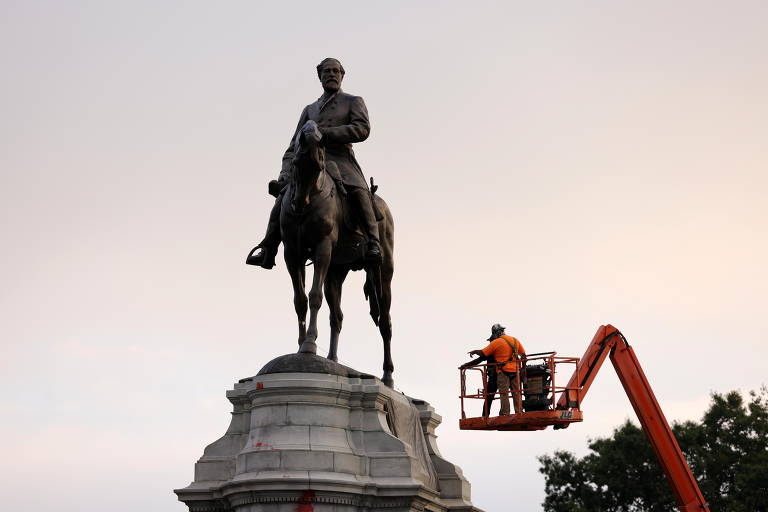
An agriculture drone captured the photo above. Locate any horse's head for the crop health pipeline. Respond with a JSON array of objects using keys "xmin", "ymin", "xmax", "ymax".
[{"xmin": 291, "ymin": 120, "xmax": 326, "ymax": 212}]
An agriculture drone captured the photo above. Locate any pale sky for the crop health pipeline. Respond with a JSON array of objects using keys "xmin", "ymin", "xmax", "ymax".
[{"xmin": 2, "ymin": 2, "xmax": 767, "ymax": 511}]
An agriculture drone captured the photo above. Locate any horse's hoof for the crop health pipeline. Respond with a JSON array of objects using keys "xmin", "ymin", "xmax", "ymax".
[
  {"xmin": 326, "ymin": 354, "xmax": 338, "ymax": 362},
  {"xmin": 298, "ymin": 341, "xmax": 317, "ymax": 355},
  {"xmin": 381, "ymin": 374, "xmax": 394, "ymax": 388}
]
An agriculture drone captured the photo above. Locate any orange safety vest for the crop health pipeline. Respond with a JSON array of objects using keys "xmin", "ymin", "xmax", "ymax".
[
  {"xmin": 483, "ymin": 335, "xmax": 523, "ymax": 373},
  {"xmin": 499, "ymin": 335, "xmax": 521, "ymax": 373}
]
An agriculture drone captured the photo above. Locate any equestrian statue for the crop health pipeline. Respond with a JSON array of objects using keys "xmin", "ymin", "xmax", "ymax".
[{"xmin": 246, "ymin": 58, "xmax": 395, "ymax": 387}]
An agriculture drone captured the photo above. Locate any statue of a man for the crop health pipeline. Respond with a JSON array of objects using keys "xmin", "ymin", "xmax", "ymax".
[{"xmin": 248, "ymin": 57, "xmax": 381, "ymax": 268}]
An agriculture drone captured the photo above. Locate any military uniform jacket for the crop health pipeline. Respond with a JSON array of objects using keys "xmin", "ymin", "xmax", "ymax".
[{"xmin": 280, "ymin": 90, "xmax": 370, "ymax": 190}]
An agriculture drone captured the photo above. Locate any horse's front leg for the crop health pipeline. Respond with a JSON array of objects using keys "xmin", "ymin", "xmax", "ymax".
[
  {"xmin": 300, "ymin": 239, "xmax": 332, "ymax": 354},
  {"xmin": 285, "ymin": 251, "xmax": 308, "ymax": 350},
  {"xmin": 324, "ymin": 266, "xmax": 349, "ymax": 362}
]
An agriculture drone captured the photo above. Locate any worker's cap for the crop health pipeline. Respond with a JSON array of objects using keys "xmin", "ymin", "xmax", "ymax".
[{"xmin": 488, "ymin": 323, "xmax": 506, "ymax": 340}]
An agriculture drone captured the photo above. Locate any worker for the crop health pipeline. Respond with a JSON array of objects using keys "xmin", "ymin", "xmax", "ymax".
[
  {"xmin": 465, "ymin": 323, "xmax": 526, "ymax": 415},
  {"xmin": 460, "ymin": 352, "xmax": 498, "ymax": 417}
]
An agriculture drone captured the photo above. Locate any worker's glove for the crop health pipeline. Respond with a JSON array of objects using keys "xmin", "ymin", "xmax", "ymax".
[{"xmin": 469, "ymin": 350, "xmax": 483, "ymax": 357}]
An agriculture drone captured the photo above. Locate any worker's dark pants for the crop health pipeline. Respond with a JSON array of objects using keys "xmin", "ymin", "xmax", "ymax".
[
  {"xmin": 483, "ymin": 370, "xmax": 498, "ymax": 417},
  {"xmin": 497, "ymin": 371, "xmax": 520, "ymax": 415}
]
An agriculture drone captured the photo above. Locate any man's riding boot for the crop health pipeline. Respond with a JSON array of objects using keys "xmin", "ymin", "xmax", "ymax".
[
  {"xmin": 246, "ymin": 243, "xmax": 278, "ymax": 269},
  {"xmin": 350, "ymin": 188, "xmax": 382, "ymax": 262},
  {"xmin": 246, "ymin": 196, "xmax": 283, "ymax": 269}
]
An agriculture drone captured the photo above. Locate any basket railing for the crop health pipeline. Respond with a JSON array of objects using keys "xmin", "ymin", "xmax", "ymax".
[{"xmin": 459, "ymin": 352, "xmax": 581, "ymax": 419}]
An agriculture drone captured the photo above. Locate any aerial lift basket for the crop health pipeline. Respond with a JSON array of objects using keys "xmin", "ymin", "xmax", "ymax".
[{"xmin": 459, "ymin": 352, "xmax": 582, "ymax": 431}]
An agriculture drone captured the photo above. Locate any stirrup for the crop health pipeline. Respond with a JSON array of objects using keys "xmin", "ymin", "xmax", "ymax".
[
  {"xmin": 245, "ymin": 245, "xmax": 276, "ymax": 268},
  {"xmin": 246, "ymin": 246, "xmax": 259, "ymax": 263}
]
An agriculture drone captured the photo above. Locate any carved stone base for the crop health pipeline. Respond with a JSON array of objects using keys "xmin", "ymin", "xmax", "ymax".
[{"xmin": 175, "ymin": 355, "xmax": 482, "ymax": 512}]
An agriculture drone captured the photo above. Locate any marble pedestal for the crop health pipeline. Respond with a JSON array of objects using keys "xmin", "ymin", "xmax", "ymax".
[{"xmin": 175, "ymin": 354, "xmax": 482, "ymax": 512}]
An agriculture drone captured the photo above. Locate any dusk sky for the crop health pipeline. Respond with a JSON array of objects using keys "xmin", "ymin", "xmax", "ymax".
[{"xmin": 2, "ymin": 2, "xmax": 767, "ymax": 510}]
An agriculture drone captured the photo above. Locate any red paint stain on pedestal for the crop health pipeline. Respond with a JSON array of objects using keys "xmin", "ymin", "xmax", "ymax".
[{"xmin": 297, "ymin": 490, "xmax": 315, "ymax": 511}]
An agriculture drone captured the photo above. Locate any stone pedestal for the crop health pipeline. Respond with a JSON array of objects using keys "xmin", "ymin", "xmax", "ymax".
[{"xmin": 175, "ymin": 354, "xmax": 482, "ymax": 512}]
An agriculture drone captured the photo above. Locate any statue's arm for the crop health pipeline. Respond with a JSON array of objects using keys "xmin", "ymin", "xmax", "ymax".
[
  {"xmin": 279, "ymin": 106, "xmax": 310, "ymax": 181},
  {"xmin": 320, "ymin": 96, "xmax": 370, "ymax": 144}
]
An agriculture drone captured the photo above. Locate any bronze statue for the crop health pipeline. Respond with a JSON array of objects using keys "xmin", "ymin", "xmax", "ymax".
[
  {"xmin": 247, "ymin": 58, "xmax": 395, "ymax": 387},
  {"xmin": 248, "ymin": 58, "xmax": 381, "ymax": 268}
]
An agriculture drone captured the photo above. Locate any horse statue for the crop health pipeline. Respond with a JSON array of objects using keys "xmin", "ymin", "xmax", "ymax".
[{"xmin": 279, "ymin": 120, "xmax": 395, "ymax": 387}]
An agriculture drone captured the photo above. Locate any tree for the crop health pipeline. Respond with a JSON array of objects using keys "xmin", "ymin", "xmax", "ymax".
[{"xmin": 538, "ymin": 388, "xmax": 768, "ymax": 512}]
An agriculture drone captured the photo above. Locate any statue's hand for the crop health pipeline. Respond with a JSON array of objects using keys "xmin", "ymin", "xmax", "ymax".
[{"xmin": 301, "ymin": 120, "xmax": 323, "ymax": 143}]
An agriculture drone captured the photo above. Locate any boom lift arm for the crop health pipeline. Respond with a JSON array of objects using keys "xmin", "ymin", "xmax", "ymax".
[{"xmin": 560, "ymin": 325, "xmax": 709, "ymax": 512}]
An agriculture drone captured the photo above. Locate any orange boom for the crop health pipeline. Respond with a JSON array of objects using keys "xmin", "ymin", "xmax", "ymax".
[{"xmin": 458, "ymin": 325, "xmax": 710, "ymax": 512}]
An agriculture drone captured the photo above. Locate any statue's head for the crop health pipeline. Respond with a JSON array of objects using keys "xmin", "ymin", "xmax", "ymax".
[
  {"xmin": 488, "ymin": 323, "xmax": 506, "ymax": 341},
  {"xmin": 316, "ymin": 57, "xmax": 345, "ymax": 93}
]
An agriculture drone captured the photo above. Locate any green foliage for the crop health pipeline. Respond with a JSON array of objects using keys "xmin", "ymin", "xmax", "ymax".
[{"xmin": 538, "ymin": 388, "xmax": 768, "ymax": 512}]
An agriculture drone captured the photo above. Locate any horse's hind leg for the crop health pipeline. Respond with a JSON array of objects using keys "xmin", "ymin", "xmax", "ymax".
[
  {"xmin": 285, "ymin": 253, "xmax": 308, "ymax": 350},
  {"xmin": 379, "ymin": 267, "xmax": 394, "ymax": 388},
  {"xmin": 374, "ymin": 198, "xmax": 394, "ymax": 388},
  {"xmin": 366, "ymin": 262, "xmax": 393, "ymax": 387},
  {"xmin": 324, "ymin": 266, "xmax": 349, "ymax": 362}
]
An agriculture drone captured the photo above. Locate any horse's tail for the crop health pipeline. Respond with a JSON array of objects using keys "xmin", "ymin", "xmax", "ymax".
[{"xmin": 363, "ymin": 267, "xmax": 381, "ymax": 326}]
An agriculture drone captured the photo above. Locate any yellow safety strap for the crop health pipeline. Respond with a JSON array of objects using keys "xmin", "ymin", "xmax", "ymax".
[{"xmin": 499, "ymin": 336, "xmax": 519, "ymax": 370}]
